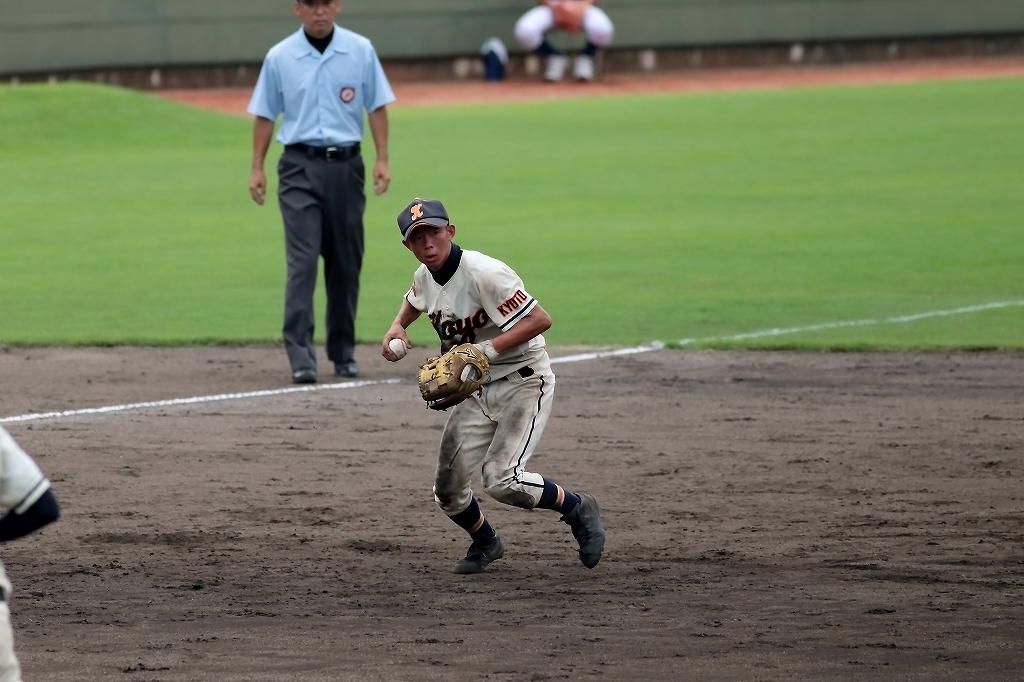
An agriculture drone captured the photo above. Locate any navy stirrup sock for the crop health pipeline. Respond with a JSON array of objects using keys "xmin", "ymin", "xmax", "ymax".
[
  {"xmin": 582, "ymin": 41, "xmax": 599, "ymax": 57},
  {"xmin": 537, "ymin": 479, "xmax": 581, "ymax": 515},
  {"xmin": 448, "ymin": 498, "xmax": 496, "ymax": 542}
]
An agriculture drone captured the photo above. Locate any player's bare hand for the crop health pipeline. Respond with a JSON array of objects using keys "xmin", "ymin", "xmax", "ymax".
[
  {"xmin": 382, "ymin": 327, "xmax": 411, "ymax": 362},
  {"xmin": 373, "ymin": 159, "xmax": 391, "ymax": 196},
  {"xmin": 249, "ymin": 169, "xmax": 267, "ymax": 205}
]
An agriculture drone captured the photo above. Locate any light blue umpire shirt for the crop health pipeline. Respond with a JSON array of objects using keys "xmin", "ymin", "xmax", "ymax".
[{"xmin": 247, "ymin": 25, "xmax": 396, "ymax": 147}]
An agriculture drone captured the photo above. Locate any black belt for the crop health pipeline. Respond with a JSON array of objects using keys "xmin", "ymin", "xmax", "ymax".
[
  {"xmin": 510, "ymin": 366, "xmax": 534, "ymax": 379},
  {"xmin": 287, "ymin": 142, "xmax": 360, "ymax": 162}
]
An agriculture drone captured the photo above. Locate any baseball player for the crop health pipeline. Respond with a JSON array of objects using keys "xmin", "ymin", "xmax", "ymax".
[
  {"xmin": 0, "ymin": 427, "xmax": 61, "ymax": 682},
  {"xmin": 381, "ymin": 198, "xmax": 606, "ymax": 574},
  {"xmin": 514, "ymin": 1, "xmax": 614, "ymax": 82}
]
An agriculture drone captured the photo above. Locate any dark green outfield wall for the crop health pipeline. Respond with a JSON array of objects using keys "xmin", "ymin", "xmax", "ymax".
[{"xmin": 2, "ymin": 0, "xmax": 1023, "ymax": 74}]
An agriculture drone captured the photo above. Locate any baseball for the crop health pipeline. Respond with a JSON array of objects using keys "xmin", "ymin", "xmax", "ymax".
[{"xmin": 389, "ymin": 338, "xmax": 408, "ymax": 360}]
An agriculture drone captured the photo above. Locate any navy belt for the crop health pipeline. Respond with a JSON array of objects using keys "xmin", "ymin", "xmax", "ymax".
[
  {"xmin": 510, "ymin": 366, "xmax": 534, "ymax": 379},
  {"xmin": 287, "ymin": 142, "xmax": 360, "ymax": 162}
]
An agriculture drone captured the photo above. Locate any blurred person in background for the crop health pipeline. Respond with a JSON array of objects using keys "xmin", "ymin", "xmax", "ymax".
[
  {"xmin": 248, "ymin": 0, "xmax": 395, "ymax": 384},
  {"xmin": 514, "ymin": 0, "xmax": 614, "ymax": 82}
]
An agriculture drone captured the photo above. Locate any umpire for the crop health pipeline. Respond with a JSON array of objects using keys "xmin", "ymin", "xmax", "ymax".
[{"xmin": 248, "ymin": 0, "xmax": 395, "ymax": 383}]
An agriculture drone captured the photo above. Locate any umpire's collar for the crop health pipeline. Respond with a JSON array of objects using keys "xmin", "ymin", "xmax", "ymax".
[
  {"xmin": 430, "ymin": 243, "xmax": 462, "ymax": 286},
  {"xmin": 292, "ymin": 25, "xmax": 350, "ymax": 59}
]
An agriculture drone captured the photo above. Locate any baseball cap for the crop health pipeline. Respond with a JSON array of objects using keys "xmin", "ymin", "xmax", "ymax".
[{"xmin": 397, "ymin": 198, "xmax": 449, "ymax": 240}]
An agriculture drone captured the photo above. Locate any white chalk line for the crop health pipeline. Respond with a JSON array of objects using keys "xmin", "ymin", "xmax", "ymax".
[
  {"xmin": 676, "ymin": 299, "xmax": 1024, "ymax": 346},
  {"xmin": 2, "ymin": 299, "xmax": 1020, "ymax": 425},
  {"xmin": 0, "ymin": 378, "xmax": 401, "ymax": 425},
  {"xmin": 549, "ymin": 344, "xmax": 665, "ymax": 365}
]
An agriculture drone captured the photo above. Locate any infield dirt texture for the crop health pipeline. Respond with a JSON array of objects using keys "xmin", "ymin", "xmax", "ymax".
[{"xmin": 1, "ymin": 345, "xmax": 1022, "ymax": 680}]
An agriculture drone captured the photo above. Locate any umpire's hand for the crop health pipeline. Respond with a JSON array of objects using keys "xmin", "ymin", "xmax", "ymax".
[
  {"xmin": 373, "ymin": 159, "xmax": 391, "ymax": 196},
  {"xmin": 249, "ymin": 169, "xmax": 268, "ymax": 205}
]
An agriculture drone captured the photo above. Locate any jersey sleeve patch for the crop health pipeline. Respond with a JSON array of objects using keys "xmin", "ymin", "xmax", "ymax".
[
  {"xmin": 497, "ymin": 290, "xmax": 537, "ymax": 331},
  {"xmin": 472, "ymin": 255, "xmax": 537, "ymax": 332}
]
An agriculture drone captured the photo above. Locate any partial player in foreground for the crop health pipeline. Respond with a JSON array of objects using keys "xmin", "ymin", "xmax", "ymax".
[
  {"xmin": 381, "ymin": 198, "xmax": 605, "ymax": 574},
  {"xmin": 0, "ymin": 427, "xmax": 60, "ymax": 682}
]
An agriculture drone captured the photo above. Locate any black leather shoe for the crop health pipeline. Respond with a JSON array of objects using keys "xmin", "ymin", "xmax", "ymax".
[
  {"xmin": 452, "ymin": 534, "xmax": 504, "ymax": 574},
  {"xmin": 561, "ymin": 493, "xmax": 606, "ymax": 568},
  {"xmin": 334, "ymin": 361, "xmax": 359, "ymax": 378},
  {"xmin": 292, "ymin": 369, "xmax": 317, "ymax": 384}
]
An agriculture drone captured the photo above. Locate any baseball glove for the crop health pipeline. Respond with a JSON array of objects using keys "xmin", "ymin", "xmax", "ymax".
[
  {"xmin": 418, "ymin": 343, "xmax": 490, "ymax": 411},
  {"xmin": 553, "ymin": 0, "xmax": 590, "ymax": 33}
]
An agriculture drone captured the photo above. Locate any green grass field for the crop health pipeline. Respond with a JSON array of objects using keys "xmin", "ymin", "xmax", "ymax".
[{"xmin": 1, "ymin": 78, "xmax": 1022, "ymax": 348}]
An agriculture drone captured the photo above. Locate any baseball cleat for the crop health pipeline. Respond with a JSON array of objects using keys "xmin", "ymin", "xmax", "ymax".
[
  {"xmin": 453, "ymin": 533, "xmax": 504, "ymax": 574},
  {"xmin": 334, "ymin": 361, "xmax": 359, "ymax": 378},
  {"xmin": 573, "ymin": 55, "xmax": 595, "ymax": 81},
  {"xmin": 292, "ymin": 369, "xmax": 317, "ymax": 384},
  {"xmin": 561, "ymin": 493, "xmax": 605, "ymax": 568},
  {"xmin": 544, "ymin": 54, "xmax": 569, "ymax": 82}
]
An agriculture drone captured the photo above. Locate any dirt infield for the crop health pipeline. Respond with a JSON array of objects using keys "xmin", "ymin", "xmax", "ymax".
[
  {"xmin": 1, "ymin": 345, "xmax": 1022, "ymax": 680},
  {"xmin": 157, "ymin": 57, "xmax": 1024, "ymax": 115}
]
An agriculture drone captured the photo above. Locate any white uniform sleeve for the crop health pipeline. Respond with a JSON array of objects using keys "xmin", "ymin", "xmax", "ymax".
[
  {"xmin": 477, "ymin": 262, "xmax": 538, "ymax": 332},
  {"xmin": 404, "ymin": 268, "xmax": 429, "ymax": 313},
  {"xmin": 247, "ymin": 55, "xmax": 284, "ymax": 121},
  {"xmin": 0, "ymin": 428, "xmax": 50, "ymax": 514}
]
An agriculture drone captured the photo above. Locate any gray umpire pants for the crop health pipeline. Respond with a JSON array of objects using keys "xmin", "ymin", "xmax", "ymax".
[{"xmin": 277, "ymin": 145, "xmax": 366, "ymax": 372}]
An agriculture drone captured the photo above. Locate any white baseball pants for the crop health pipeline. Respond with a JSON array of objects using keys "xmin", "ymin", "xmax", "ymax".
[
  {"xmin": 514, "ymin": 5, "xmax": 615, "ymax": 51},
  {"xmin": 0, "ymin": 604, "xmax": 21, "ymax": 682},
  {"xmin": 433, "ymin": 369, "xmax": 555, "ymax": 514}
]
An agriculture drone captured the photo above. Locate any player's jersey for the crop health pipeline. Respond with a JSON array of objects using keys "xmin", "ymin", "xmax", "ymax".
[
  {"xmin": 0, "ymin": 427, "xmax": 51, "ymax": 598},
  {"xmin": 405, "ymin": 249, "xmax": 551, "ymax": 381}
]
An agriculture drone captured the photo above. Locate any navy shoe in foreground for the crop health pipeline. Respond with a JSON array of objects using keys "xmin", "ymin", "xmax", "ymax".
[
  {"xmin": 561, "ymin": 493, "xmax": 606, "ymax": 568},
  {"xmin": 453, "ymin": 534, "xmax": 504, "ymax": 574}
]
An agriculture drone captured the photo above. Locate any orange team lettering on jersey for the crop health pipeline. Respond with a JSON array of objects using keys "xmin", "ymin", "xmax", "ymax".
[{"xmin": 404, "ymin": 250, "xmax": 550, "ymax": 381}]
